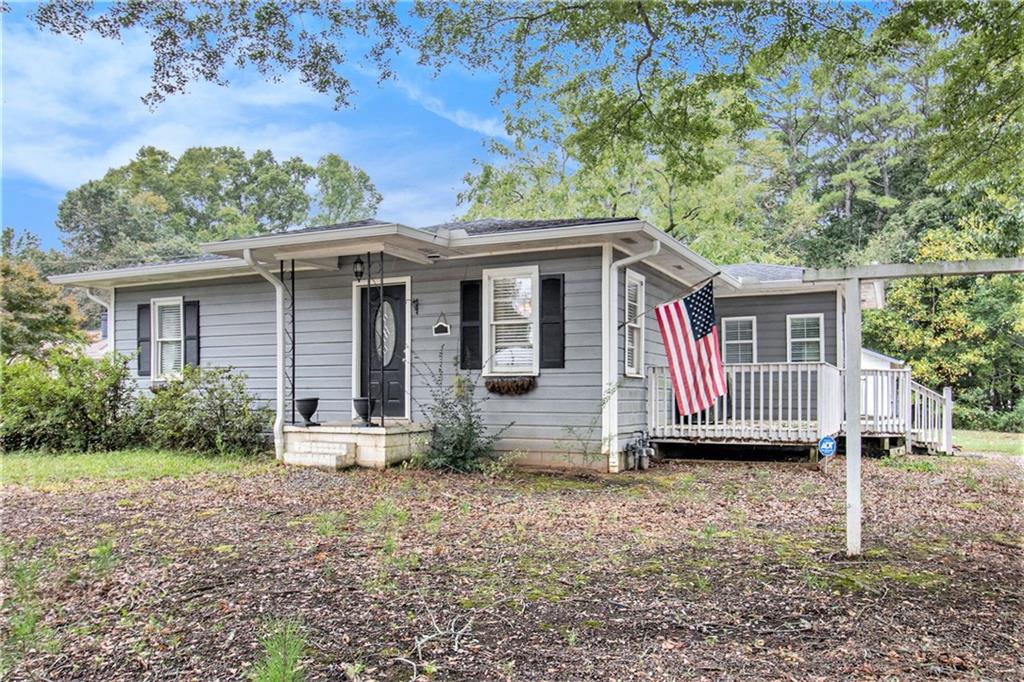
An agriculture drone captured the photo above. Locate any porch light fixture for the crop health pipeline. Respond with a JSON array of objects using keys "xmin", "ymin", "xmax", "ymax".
[{"xmin": 353, "ymin": 256, "xmax": 365, "ymax": 282}]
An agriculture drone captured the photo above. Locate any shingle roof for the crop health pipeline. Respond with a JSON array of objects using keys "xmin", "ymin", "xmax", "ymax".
[
  {"xmin": 277, "ymin": 218, "xmax": 390, "ymax": 235},
  {"xmin": 721, "ymin": 263, "xmax": 804, "ymax": 282},
  {"xmin": 422, "ymin": 217, "xmax": 633, "ymax": 235},
  {"xmin": 85, "ymin": 253, "xmax": 236, "ymax": 273}
]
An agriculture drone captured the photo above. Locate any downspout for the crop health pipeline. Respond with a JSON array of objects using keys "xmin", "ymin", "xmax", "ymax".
[
  {"xmin": 243, "ymin": 248, "xmax": 286, "ymax": 461},
  {"xmin": 602, "ymin": 241, "xmax": 661, "ymax": 473}
]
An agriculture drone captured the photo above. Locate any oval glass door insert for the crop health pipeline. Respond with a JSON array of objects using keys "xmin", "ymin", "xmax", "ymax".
[{"xmin": 374, "ymin": 301, "xmax": 396, "ymax": 365}]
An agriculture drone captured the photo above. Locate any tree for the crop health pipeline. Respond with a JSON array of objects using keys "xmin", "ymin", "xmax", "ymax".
[
  {"xmin": 1, "ymin": 229, "xmax": 84, "ymax": 358},
  {"xmin": 863, "ymin": 193, "xmax": 1024, "ymax": 428},
  {"xmin": 312, "ymin": 154, "xmax": 383, "ymax": 224},
  {"xmin": 29, "ymin": 0, "xmax": 406, "ymax": 109},
  {"xmin": 54, "ymin": 145, "xmax": 381, "ymax": 271},
  {"xmin": 23, "ymin": 2, "xmax": 1022, "ymax": 187}
]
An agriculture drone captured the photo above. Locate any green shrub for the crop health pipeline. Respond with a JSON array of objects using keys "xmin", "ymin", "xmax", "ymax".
[
  {"xmin": 0, "ymin": 350, "xmax": 142, "ymax": 452},
  {"xmin": 413, "ymin": 351, "xmax": 511, "ymax": 473},
  {"xmin": 141, "ymin": 365, "xmax": 271, "ymax": 456}
]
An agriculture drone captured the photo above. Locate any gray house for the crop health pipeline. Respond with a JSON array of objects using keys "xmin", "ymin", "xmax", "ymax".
[{"xmin": 53, "ymin": 218, "xmax": 951, "ymax": 472}]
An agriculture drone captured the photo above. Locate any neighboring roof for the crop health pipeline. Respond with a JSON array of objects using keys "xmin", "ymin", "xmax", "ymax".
[
  {"xmin": 722, "ymin": 263, "xmax": 804, "ymax": 282},
  {"xmin": 422, "ymin": 217, "xmax": 631, "ymax": 236},
  {"xmin": 862, "ymin": 347, "xmax": 906, "ymax": 367}
]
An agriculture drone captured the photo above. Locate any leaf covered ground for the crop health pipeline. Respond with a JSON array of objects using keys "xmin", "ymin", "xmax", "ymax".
[{"xmin": 2, "ymin": 452, "xmax": 1021, "ymax": 680}]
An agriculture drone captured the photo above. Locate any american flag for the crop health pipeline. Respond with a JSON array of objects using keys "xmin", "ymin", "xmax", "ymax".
[{"xmin": 654, "ymin": 281, "xmax": 727, "ymax": 416}]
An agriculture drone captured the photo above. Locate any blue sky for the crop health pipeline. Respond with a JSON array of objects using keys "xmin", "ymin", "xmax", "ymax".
[{"xmin": 2, "ymin": 5, "xmax": 508, "ymax": 249}]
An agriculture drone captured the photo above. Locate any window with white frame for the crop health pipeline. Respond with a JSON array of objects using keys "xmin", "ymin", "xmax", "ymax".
[
  {"xmin": 721, "ymin": 317, "xmax": 756, "ymax": 364},
  {"xmin": 624, "ymin": 270, "xmax": 645, "ymax": 377},
  {"xmin": 483, "ymin": 266, "xmax": 539, "ymax": 375},
  {"xmin": 152, "ymin": 297, "xmax": 184, "ymax": 378},
  {"xmin": 787, "ymin": 313, "xmax": 824, "ymax": 362}
]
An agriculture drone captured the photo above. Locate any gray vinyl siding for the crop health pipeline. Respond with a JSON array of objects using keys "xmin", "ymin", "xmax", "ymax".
[
  {"xmin": 616, "ymin": 263, "xmax": 683, "ymax": 445},
  {"xmin": 113, "ymin": 248, "xmax": 605, "ymax": 455},
  {"xmin": 715, "ymin": 292, "xmax": 839, "ymax": 365},
  {"xmin": 115, "ymin": 275, "xmax": 278, "ymax": 401}
]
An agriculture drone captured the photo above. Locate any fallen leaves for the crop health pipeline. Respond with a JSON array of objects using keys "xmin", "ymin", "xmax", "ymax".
[{"xmin": 0, "ymin": 454, "xmax": 1021, "ymax": 679}]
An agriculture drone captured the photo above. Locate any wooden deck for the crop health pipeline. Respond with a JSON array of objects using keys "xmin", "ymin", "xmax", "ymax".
[{"xmin": 647, "ymin": 364, "xmax": 951, "ymax": 452}]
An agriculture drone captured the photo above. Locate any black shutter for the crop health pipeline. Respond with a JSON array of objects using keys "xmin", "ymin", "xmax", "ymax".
[
  {"xmin": 184, "ymin": 300, "xmax": 200, "ymax": 367},
  {"xmin": 137, "ymin": 304, "xmax": 151, "ymax": 376},
  {"xmin": 540, "ymin": 274, "xmax": 565, "ymax": 369},
  {"xmin": 460, "ymin": 280, "xmax": 482, "ymax": 370}
]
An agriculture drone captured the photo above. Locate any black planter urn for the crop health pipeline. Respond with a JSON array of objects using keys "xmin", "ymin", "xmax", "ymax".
[
  {"xmin": 352, "ymin": 397, "xmax": 376, "ymax": 426},
  {"xmin": 295, "ymin": 397, "xmax": 320, "ymax": 427}
]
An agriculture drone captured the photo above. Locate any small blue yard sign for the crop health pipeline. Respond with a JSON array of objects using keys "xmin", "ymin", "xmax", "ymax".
[{"xmin": 818, "ymin": 435, "xmax": 837, "ymax": 458}]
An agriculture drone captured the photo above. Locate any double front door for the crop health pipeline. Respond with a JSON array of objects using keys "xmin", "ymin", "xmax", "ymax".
[{"xmin": 359, "ymin": 284, "xmax": 406, "ymax": 417}]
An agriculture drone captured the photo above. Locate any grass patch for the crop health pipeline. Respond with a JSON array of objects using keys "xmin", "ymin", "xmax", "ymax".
[
  {"xmin": 311, "ymin": 512, "xmax": 348, "ymax": 538},
  {"xmin": 1, "ymin": 449, "xmax": 270, "ymax": 489},
  {"xmin": 251, "ymin": 619, "xmax": 307, "ymax": 682},
  {"xmin": 879, "ymin": 455, "xmax": 940, "ymax": 473},
  {"xmin": 2, "ymin": 554, "xmax": 59, "ymax": 673},
  {"xmin": 954, "ymin": 430, "xmax": 1023, "ymax": 456},
  {"xmin": 807, "ymin": 564, "xmax": 947, "ymax": 593},
  {"xmin": 89, "ymin": 538, "xmax": 118, "ymax": 575}
]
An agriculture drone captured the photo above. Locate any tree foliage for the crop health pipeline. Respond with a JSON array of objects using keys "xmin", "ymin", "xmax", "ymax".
[
  {"xmin": 21, "ymin": 2, "xmax": 1023, "ymax": 187},
  {"xmin": 1, "ymin": 229, "xmax": 83, "ymax": 359},
  {"xmin": 54, "ymin": 145, "xmax": 382, "ymax": 271}
]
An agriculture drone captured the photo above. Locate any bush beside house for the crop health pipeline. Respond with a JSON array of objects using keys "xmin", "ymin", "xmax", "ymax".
[{"xmin": 1, "ymin": 351, "xmax": 271, "ymax": 456}]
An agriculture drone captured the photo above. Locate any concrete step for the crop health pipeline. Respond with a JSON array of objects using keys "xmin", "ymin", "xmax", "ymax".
[
  {"xmin": 285, "ymin": 439, "xmax": 354, "ymax": 456},
  {"xmin": 283, "ymin": 450, "xmax": 356, "ymax": 470}
]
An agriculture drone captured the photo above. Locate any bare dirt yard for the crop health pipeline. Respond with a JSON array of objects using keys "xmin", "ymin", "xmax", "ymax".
[{"xmin": 2, "ymin": 452, "xmax": 1022, "ymax": 680}]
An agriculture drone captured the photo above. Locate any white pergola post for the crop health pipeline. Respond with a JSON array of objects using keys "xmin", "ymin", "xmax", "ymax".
[
  {"xmin": 844, "ymin": 277, "xmax": 862, "ymax": 556},
  {"xmin": 803, "ymin": 256, "xmax": 1024, "ymax": 558}
]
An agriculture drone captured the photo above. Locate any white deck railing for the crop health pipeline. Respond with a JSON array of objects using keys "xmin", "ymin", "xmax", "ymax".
[
  {"xmin": 647, "ymin": 362, "xmax": 844, "ymax": 444},
  {"xmin": 910, "ymin": 381, "xmax": 948, "ymax": 451},
  {"xmin": 857, "ymin": 368, "xmax": 912, "ymax": 436},
  {"xmin": 647, "ymin": 364, "xmax": 952, "ymax": 451}
]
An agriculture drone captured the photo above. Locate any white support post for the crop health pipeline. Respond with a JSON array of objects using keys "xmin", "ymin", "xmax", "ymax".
[
  {"xmin": 843, "ymin": 277, "xmax": 862, "ymax": 556},
  {"xmin": 244, "ymin": 249, "xmax": 286, "ymax": 461},
  {"xmin": 942, "ymin": 386, "xmax": 954, "ymax": 454},
  {"xmin": 903, "ymin": 369, "xmax": 913, "ymax": 454}
]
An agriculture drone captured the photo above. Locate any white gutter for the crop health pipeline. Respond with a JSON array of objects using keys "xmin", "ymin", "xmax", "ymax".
[
  {"xmin": 84, "ymin": 288, "xmax": 115, "ymax": 355},
  {"xmin": 243, "ymin": 248, "xmax": 286, "ymax": 461},
  {"xmin": 602, "ymin": 241, "xmax": 661, "ymax": 473}
]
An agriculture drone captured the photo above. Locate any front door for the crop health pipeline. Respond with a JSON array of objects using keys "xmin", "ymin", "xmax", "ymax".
[{"xmin": 360, "ymin": 284, "xmax": 406, "ymax": 417}]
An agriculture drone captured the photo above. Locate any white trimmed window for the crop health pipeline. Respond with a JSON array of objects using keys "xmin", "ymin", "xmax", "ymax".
[
  {"xmin": 483, "ymin": 265, "xmax": 539, "ymax": 375},
  {"xmin": 624, "ymin": 270, "xmax": 645, "ymax": 377},
  {"xmin": 787, "ymin": 313, "xmax": 824, "ymax": 363},
  {"xmin": 152, "ymin": 297, "xmax": 184, "ymax": 378},
  {"xmin": 721, "ymin": 316, "xmax": 756, "ymax": 364}
]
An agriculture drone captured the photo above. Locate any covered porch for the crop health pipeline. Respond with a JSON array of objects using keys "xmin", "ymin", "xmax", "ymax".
[{"xmin": 647, "ymin": 363, "xmax": 952, "ymax": 453}]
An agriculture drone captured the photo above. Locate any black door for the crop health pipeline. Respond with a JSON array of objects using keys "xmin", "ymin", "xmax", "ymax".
[{"xmin": 360, "ymin": 284, "xmax": 406, "ymax": 417}]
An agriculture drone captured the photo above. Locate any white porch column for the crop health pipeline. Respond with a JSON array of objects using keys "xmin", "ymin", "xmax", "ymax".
[
  {"xmin": 844, "ymin": 277, "xmax": 862, "ymax": 556},
  {"xmin": 244, "ymin": 249, "xmax": 286, "ymax": 461}
]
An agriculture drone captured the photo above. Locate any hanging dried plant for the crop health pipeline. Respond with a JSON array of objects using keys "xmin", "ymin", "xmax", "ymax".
[{"xmin": 484, "ymin": 376, "xmax": 537, "ymax": 396}]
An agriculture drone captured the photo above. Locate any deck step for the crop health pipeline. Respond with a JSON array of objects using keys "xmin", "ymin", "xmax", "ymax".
[{"xmin": 283, "ymin": 450, "xmax": 356, "ymax": 470}]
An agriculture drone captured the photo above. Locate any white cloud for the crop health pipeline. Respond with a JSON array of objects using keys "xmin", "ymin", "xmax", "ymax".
[
  {"xmin": 395, "ymin": 81, "xmax": 509, "ymax": 140},
  {"xmin": 0, "ymin": 21, "xmax": 474, "ymax": 228},
  {"xmin": 1, "ymin": 24, "xmax": 350, "ymax": 190}
]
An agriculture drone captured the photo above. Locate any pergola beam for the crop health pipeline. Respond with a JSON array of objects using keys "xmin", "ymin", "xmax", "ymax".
[{"xmin": 804, "ymin": 257, "xmax": 1024, "ymax": 282}]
